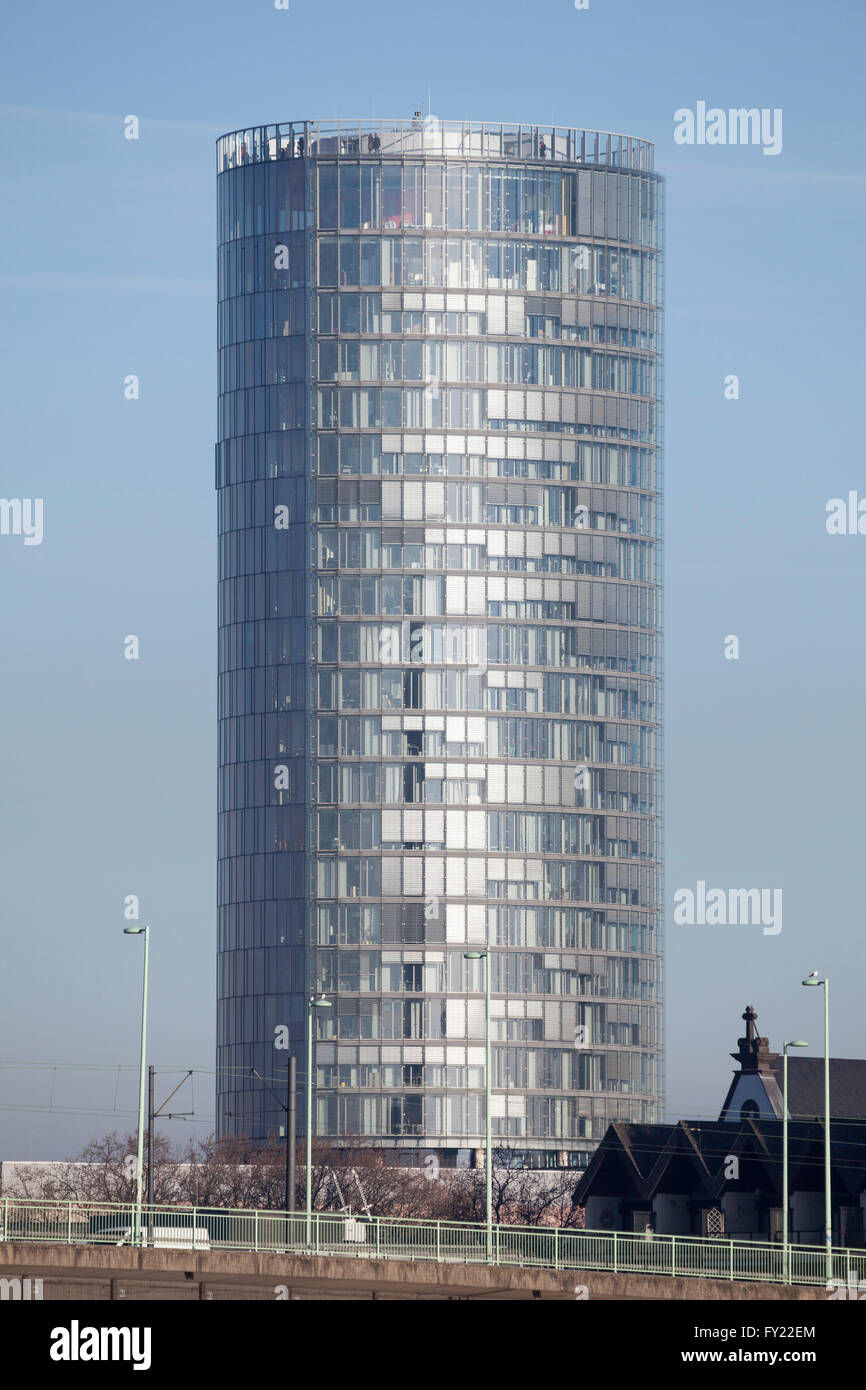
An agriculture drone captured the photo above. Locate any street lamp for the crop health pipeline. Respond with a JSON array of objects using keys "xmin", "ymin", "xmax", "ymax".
[
  {"xmin": 802, "ymin": 972, "xmax": 831, "ymax": 1282},
  {"xmin": 782, "ymin": 1040, "xmax": 808, "ymax": 1284},
  {"xmin": 123, "ymin": 924, "xmax": 150, "ymax": 1246},
  {"xmin": 305, "ymin": 993, "xmax": 332, "ymax": 1244},
  {"xmin": 464, "ymin": 950, "xmax": 492, "ymax": 1262}
]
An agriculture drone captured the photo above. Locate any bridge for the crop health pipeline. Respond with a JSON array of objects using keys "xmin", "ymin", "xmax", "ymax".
[{"xmin": 2, "ymin": 1198, "xmax": 863, "ymax": 1301}]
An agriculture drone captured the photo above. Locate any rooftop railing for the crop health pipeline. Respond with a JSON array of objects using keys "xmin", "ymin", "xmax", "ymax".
[
  {"xmin": 2, "ymin": 1196, "xmax": 863, "ymax": 1288},
  {"xmin": 216, "ymin": 119, "xmax": 655, "ymax": 176}
]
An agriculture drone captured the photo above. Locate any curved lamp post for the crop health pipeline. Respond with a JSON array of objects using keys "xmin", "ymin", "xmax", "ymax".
[
  {"xmin": 802, "ymin": 971, "xmax": 831, "ymax": 1282},
  {"xmin": 782, "ymin": 1040, "xmax": 808, "ymax": 1283}
]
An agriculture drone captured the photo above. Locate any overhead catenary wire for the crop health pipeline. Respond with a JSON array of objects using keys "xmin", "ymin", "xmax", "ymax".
[{"xmin": 2, "ymin": 1065, "xmax": 866, "ymax": 1175}]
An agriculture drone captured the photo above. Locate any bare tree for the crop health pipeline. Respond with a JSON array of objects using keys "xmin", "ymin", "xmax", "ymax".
[
  {"xmin": 11, "ymin": 1131, "xmax": 177, "ymax": 1204},
  {"xmin": 7, "ymin": 1130, "xmax": 585, "ymax": 1229}
]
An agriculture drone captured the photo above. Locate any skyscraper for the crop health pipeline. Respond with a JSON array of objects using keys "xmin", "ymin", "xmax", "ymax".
[{"xmin": 216, "ymin": 119, "xmax": 663, "ymax": 1169}]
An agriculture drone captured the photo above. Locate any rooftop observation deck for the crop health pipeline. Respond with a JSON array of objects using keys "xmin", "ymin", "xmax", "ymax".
[{"xmin": 216, "ymin": 118, "xmax": 655, "ymax": 176}]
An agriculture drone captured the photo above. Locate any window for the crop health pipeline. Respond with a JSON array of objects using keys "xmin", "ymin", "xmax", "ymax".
[{"xmin": 318, "ymin": 165, "xmax": 338, "ymax": 227}]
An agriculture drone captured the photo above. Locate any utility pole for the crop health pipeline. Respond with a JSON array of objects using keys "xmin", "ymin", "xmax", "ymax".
[
  {"xmin": 250, "ymin": 1060, "xmax": 298, "ymax": 1229},
  {"xmin": 147, "ymin": 1065, "xmax": 154, "ymax": 1210},
  {"xmin": 463, "ymin": 949, "xmax": 492, "ymax": 1262},
  {"xmin": 122, "ymin": 923, "xmax": 149, "ymax": 1246},
  {"xmin": 145, "ymin": 1067, "xmax": 194, "ymax": 1236},
  {"xmin": 287, "ymin": 1056, "xmax": 297, "ymax": 1214}
]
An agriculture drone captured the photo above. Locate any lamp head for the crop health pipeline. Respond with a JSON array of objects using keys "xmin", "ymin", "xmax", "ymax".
[
  {"xmin": 801, "ymin": 971, "xmax": 824, "ymax": 986},
  {"xmin": 123, "ymin": 926, "xmax": 146, "ymax": 935},
  {"xmin": 785, "ymin": 1040, "xmax": 809, "ymax": 1050}
]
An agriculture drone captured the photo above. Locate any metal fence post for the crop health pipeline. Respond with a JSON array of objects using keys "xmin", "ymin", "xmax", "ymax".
[
  {"xmin": 554, "ymin": 1224, "xmax": 559, "ymax": 1271},
  {"xmin": 376, "ymin": 1217, "xmax": 381, "ymax": 1260},
  {"xmin": 671, "ymin": 1236, "xmax": 677, "ymax": 1278},
  {"xmin": 1, "ymin": 1197, "xmax": 6, "ymax": 1244},
  {"xmin": 67, "ymin": 1201, "xmax": 73, "ymax": 1245},
  {"xmin": 729, "ymin": 1239, "xmax": 734, "ymax": 1281},
  {"xmin": 254, "ymin": 1209, "xmax": 259, "ymax": 1253},
  {"xmin": 436, "ymin": 1221, "xmax": 441, "ymax": 1263},
  {"xmin": 613, "ymin": 1231, "xmax": 618, "ymax": 1274}
]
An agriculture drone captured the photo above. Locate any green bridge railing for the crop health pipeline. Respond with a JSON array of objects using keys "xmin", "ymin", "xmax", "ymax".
[{"xmin": 2, "ymin": 1197, "xmax": 864, "ymax": 1289}]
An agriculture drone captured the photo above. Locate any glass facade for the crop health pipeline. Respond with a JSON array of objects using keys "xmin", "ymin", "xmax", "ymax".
[{"xmin": 216, "ymin": 117, "xmax": 663, "ymax": 1167}]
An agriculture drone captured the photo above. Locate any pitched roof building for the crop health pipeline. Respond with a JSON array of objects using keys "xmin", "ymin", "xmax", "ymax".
[
  {"xmin": 719, "ymin": 1004, "xmax": 866, "ymax": 1122},
  {"xmin": 574, "ymin": 1006, "xmax": 866, "ymax": 1246}
]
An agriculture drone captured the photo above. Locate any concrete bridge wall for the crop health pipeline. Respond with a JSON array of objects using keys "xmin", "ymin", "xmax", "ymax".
[{"xmin": 0, "ymin": 1240, "xmax": 829, "ymax": 1301}]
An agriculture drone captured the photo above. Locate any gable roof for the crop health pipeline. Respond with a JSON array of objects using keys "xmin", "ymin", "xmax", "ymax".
[
  {"xmin": 575, "ymin": 1118, "xmax": 866, "ymax": 1206},
  {"xmin": 609, "ymin": 1123, "xmax": 671, "ymax": 1181},
  {"xmin": 574, "ymin": 1123, "xmax": 670, "ymax": 1203},
  {"xmin": 767, "ymin": 1057, "xmax": 866, "ymax": 1120},
  {"xmin": 645, "ymin": 1121, "xmax": 781, "ymax": 1201}
]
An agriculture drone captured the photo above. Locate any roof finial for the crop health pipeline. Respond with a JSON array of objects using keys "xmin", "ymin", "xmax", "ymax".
[
  {"xmin": 731, "ymin": 1003, "xmax": 775, "ymax": 1074},
  {"xmin": 742, "ymin": 1003, "xmax": 758, "ymax": 1044}
]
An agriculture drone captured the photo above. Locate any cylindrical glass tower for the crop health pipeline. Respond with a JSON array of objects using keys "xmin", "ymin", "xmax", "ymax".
[{"xmin": 216, "ymin": 119, "xmax": 663, "ymax": 1168}]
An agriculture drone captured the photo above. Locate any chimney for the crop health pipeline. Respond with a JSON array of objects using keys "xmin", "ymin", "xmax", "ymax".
[{"xmin": 731, "ymin": 1004, "xmax": 778, "ymax": 1074}]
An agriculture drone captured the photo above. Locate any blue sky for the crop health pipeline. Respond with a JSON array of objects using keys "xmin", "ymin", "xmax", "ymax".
[{"xmin": 0, "ymin": 0, "xmax": 864, "ymax": 1157}]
